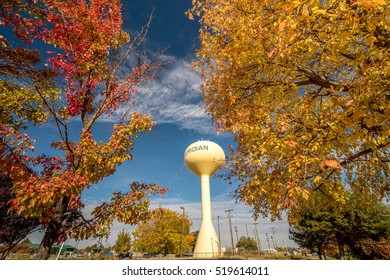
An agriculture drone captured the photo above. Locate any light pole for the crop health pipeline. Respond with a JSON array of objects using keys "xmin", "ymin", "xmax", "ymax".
[
  {"xmin": 180, "ymin": 207, "xmax": 185, "ymax": 258},
  {"xmin": 217, "ymin": 216, "xmax": 221, "ymax": 244},
  {"xmin": 211, "ymin": 238, "xmax": 214, "ymax": 257},
  {"xmin": 234, "ymin": 226, "xmax": 239, "ymax": 244}
]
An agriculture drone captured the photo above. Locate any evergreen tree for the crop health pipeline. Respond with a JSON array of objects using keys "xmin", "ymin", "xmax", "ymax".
[{"xmin": 289, "ymin": 192, "xmax": 390, "ymax": 259}]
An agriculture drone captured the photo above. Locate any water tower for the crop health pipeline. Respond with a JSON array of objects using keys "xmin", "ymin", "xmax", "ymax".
[{"xmin": 184, "ymin": 140, "xmax": 225, "ymax": 258}]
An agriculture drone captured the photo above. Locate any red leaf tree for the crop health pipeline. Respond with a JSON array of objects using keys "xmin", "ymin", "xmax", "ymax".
[{"xmin": 1, "ymin": 0, "xmax": 167, "ymax": 259}]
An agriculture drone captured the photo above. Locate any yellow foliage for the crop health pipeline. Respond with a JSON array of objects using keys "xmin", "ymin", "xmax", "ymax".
[{"xmin": 190, "ymin": 0, "xmax": 390, "ymax": 218}]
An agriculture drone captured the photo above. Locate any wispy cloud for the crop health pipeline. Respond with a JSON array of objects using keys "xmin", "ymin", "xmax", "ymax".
[{"xmin": 100, "ymin": 56, "xmax": 216, "ymax": 134}]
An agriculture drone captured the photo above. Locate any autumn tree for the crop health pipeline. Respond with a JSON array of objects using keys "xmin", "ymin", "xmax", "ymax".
[
  {"xmin": 132, "ymin": 208, "xmax": 195, "ymax": 256},
  {"xmin": 0, "ymin": 174, "xmax": 41, "ymax": 259},
  {"xmin": 1, "ymin": 0, "xmax": 167, "ymax": 259},
  {"xmin": 114, "ymin": 229, "xmax": 131, "ymax": 255},
  {"xmin": 1, "ymin": 10, "xmax": 50, "ymax": 258},
  {"xmin": 189, "ymin": 0, "xmax": 390, "ymax": 218}
]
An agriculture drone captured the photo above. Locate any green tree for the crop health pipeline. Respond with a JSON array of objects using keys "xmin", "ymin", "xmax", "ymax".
[
  {"xmin": 189, "ymin": 0, "xmax": 390, "ymax": 219},
  {"xmin": 289, "ymin": 191, "xmax": 390, "ymax": 259},
  {"xmin": 114, "ymin": 230, "xmax": 131, "ymax": 255},
  {"xmin": 132, "ymin": 208, "xmax": 195, "ymax": 256},
  {"xmin": 236, "ymin": 236, "xmax": 258, "ymax": 252}
]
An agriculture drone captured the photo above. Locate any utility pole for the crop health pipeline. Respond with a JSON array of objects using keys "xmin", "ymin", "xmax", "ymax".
[
  {"xmin": 245, "ymin": 225, "xmax": 249, "ymax": 238},
  {"xmin": 225, "ymin": 209, "xmax": 234, "ymax": 255},
  {"xmin": 283, "ymin": 240, "xmax": 289, "ymax": 255},
  {"xmin": 271, "ymin": 227, "xmax": 278, "ymax": 248},
  {"xmin": 253, "ymin": 223, "xmax": 261, "ymax": 252},
  {"xmin": 266, "ymin": 233, "xmax": 271, "ymax": 251},
  {"xmin": 234, "ymin": 226, "xmax": 239, "ymax": 244},
  {"xmin": 270, "ymin": 235, "xmax": 276, "ymax": 249}
]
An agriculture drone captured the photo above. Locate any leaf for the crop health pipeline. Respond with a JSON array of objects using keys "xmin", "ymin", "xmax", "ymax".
[
  {"xmin": 314, "ymin": 176, "xmax": 322, "ymax": 184},
  {"xmin": 356, "ymin": 0, "xmax": 377, "ymax": 9},
  {"xmin": 345, "ymin": 99, "xmax": 354, "ymax": 106},
  {"xmin": 278, "ymin": 20, "xmax": 287, "ymax": 31},
  {"xmin": 286, "ymin": 141, "xmax": 297, "ymax": 147},
  {"xmin": 320, "ymin": 160, "xmax": 341, "ymax": 169},
  {"xmin": 372, "ymin": 0, "xmax": 387, "ymax": 5},
  {"xmin": 302, "ymin": 189, "xmax": 310, "ymax": 200}
]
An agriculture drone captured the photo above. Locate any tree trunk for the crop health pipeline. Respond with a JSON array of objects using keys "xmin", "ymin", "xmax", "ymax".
[
  {"xmin": 317, "ymin": 249, "xmax": 323, "ymax": 260},
  {"xmin": 36, "ymin": 198, "xmax": 69, "ymax": 259},
  {"xmin": 0, "ymin": 242, "xmax": 18, "ymax": 260},
  {"xmin": 336, "ymin": 235, "xmax": 345, "ymax": 259},
  {"xmin": 35, "ymin": 223, "xmax": 61, "ymax": 260},
  {"xmin": 0, "ymin": 249, "xmax": 10, "ymax": 260}
]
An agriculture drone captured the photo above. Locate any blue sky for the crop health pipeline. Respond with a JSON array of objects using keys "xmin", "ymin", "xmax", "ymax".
[{"xmin": 16, "ymin": 0, "xmax": 296, "ymax": 249}]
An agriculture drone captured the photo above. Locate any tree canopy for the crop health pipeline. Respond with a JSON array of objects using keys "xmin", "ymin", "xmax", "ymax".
[
  {"xmin": 189, "ymin": 0, "xmax": 390, "ymax": 218},
  {"xmin": 236, "ymin": 236, "xmax": 258, "ymax": 252},
  {"xmin": 114, "ymin": 230, "xmax": 131, "ymax": 255},
  {"xmin": 132, "ymin": 208, "xmax": 195, "ymax": 256}
]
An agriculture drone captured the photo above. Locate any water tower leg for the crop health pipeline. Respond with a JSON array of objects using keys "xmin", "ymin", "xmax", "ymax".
[{"xmin": 193, "ymin": 175, "xmax": 220, "ymax": 258}]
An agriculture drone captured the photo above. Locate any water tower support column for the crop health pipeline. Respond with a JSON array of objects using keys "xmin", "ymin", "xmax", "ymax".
[
  {"xmin": 200, "ymin": 174, "xmax": 212, "ymax": 222},
  {"xmin": 193, "ymin": 174, "xmax": 220, "ymax": 257}
]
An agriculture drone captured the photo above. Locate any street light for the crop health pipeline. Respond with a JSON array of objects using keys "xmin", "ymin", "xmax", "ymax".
[
  {"xmin": 180, "ymin": 207, "xmax": 185, "ymax": 258},
  {"xmin": 217, "ymin": 216, "xmax": 221, "ymax": 244}
]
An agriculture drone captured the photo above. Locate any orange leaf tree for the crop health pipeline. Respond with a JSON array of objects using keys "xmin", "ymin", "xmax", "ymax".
[
  {"xmin": 1, "ymin": 0, "xmax": 167, "ymax": 259},
  {"xmin": 189, "ymin": 0, "xmax": 390, "ymax": 218}
]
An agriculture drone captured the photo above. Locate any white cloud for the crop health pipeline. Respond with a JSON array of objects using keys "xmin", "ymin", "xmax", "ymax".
[
  {"xmin": 100, "ymin": 57, "xmax": 216, "ymax": 134},
  {"xmin": 133, "ymin": 58, "xmax": 215, "ymax": 134}
]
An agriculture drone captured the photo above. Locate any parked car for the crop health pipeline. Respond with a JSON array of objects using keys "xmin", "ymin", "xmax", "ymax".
[
  {"xmin": 119, "ymin": 252, "xmax": 132, "ymax": 259},
  {"xmin": 182, "ymin": 252, "xmax": 193, "ymax": 257}
]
